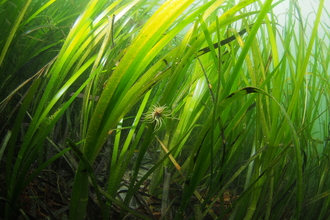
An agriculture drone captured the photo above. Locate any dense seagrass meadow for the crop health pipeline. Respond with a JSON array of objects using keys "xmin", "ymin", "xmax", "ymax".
[{"xmin": 1, "ymin": 0, "xmax": 330, "ymax": 219}]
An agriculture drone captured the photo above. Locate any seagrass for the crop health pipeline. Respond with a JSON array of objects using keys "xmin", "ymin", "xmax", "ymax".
[{"xmin": 1, "ymin": 0, "xmax": 329, "ymax": 219}]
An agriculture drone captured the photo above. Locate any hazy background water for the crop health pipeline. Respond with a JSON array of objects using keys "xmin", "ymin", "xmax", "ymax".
[{"xmin": 276, "ymin": 0, "xmax": 329, "ymax": 38}]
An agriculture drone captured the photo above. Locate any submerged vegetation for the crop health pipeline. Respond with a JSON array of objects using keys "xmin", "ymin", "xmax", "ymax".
[{"xmin": 1, "ymin": 0, "xmax": 330, "ymax": 219}]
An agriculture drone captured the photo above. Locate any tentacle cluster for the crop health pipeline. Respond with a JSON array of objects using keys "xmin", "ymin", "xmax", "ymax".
[{"xmin": 144, "ymin": 103, "xmax": 172, "ymax": 132}]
